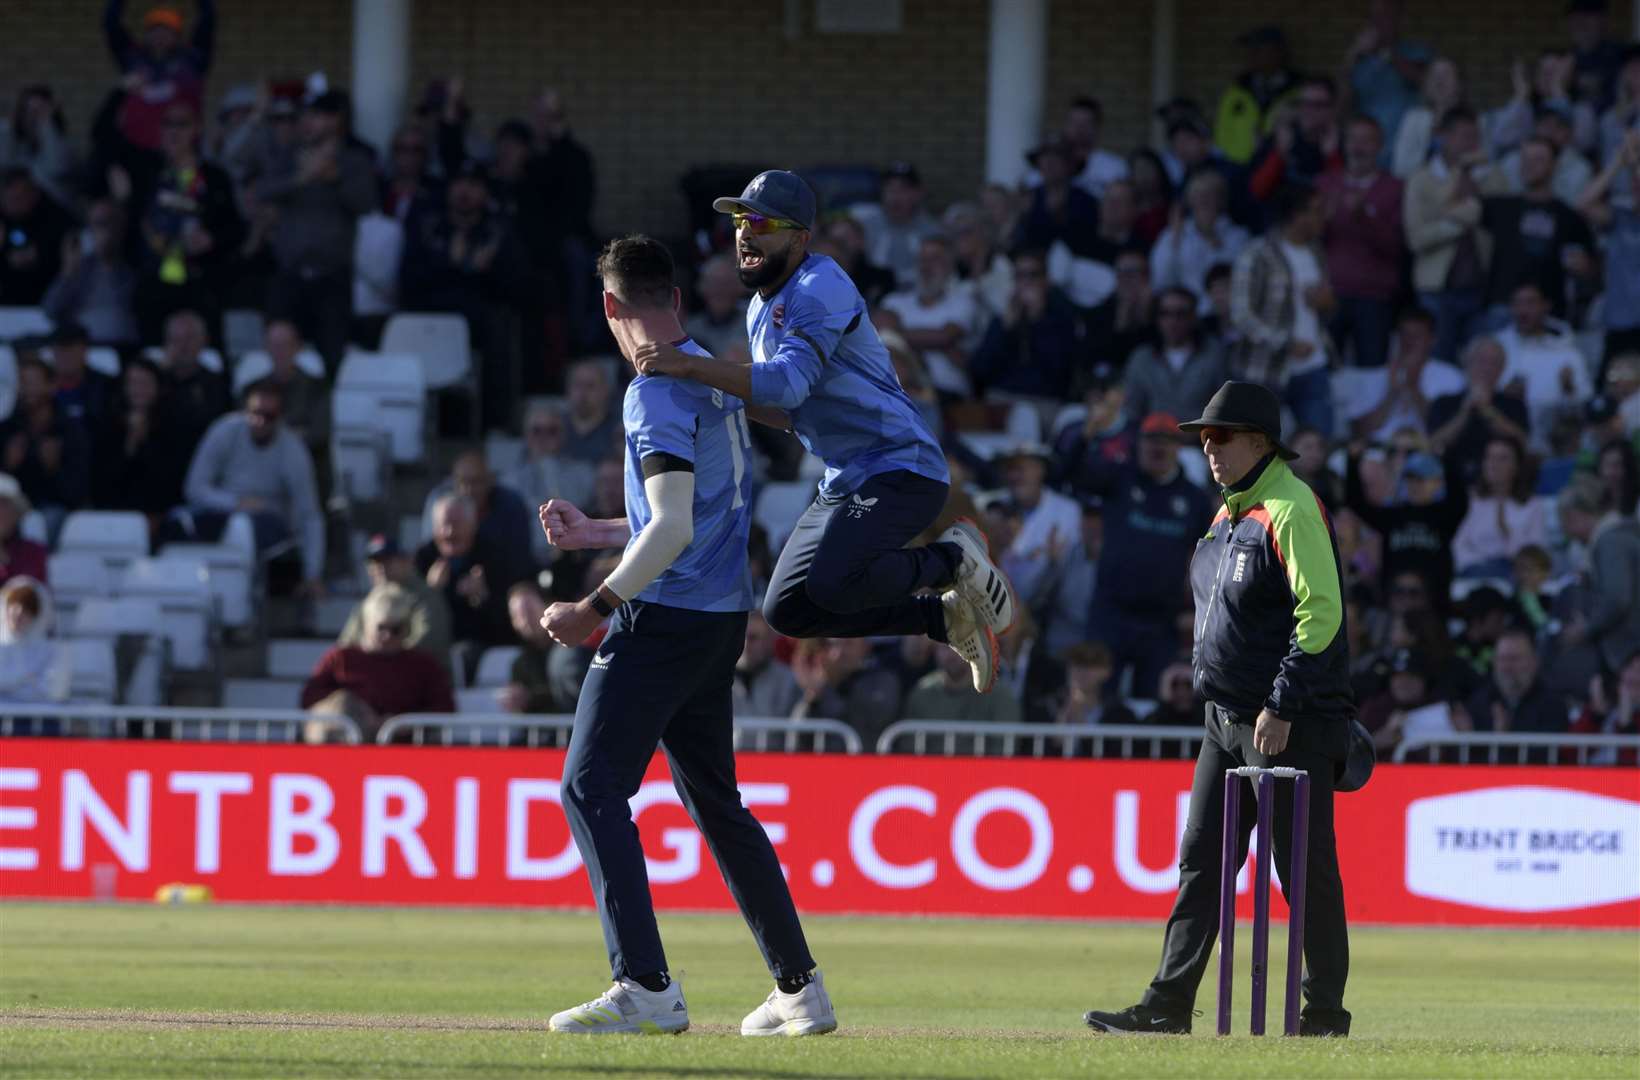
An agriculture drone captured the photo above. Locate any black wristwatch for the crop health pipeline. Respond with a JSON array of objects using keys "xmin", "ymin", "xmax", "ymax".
[{"xmin": 588, "ymin": 585, "xmax": 617, "ymax": 617}]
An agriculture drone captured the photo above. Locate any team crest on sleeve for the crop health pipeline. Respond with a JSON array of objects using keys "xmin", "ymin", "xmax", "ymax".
[
  {"xmin": 711, "ymin": 388, "xmax": 724, "ymax": 409},
  {"xmin": 772, "ymin": 303, "xmax": 785, "ymax": 328}
]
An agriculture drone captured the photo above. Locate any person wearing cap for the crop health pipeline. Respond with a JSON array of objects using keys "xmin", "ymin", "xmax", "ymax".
[
  {"xmin": 846, "ymin": 162, "xmax": 940, "ymax": 290},
  {"xmin": 103, "ymin": 0, "xmax": 216, "ymax": 153},
  {"xmin": 258, "ymin": 87, "xmax": 378, "ymax": 375},
  {"xmin": 633, "ymin": 170, "xmax": 1013, "ymax": 695},
  {"xmin": 1085, "ymin": 380, "xmax": 1355, "ymax": 1038},
  {"xmin": 1213, "ymin": 25, "xmax": 1302, "ymax": 166},
  {"xmin": 1122, "ymin": 286, "xmax": 1228, "ymax": 424},
  {"xmin": 43, "ymin": 322, "xmax": 114, "ymax": 431},
  {"xmin": 338, "ymin": 532, "xmax": 452, "ymax": 671},
  {"xmin": 1014, "ymin": 135, "xmax": 1101, "ymax": 258},
  {"xmin": 1078, "ymin": 411, "xmax": 1213, "ymax": 698},
  {"xmin": 0, "ymin": 474, "xmax": 47, "ymax": 589},
  {"xmin": 992, "ymin": 442, "xmax": 1080, "ymax": 609}
]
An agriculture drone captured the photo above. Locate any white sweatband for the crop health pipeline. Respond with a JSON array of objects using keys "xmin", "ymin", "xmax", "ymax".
[{"xmin": 602, "ymin": 469, "xmax": 695, "ymax": 602}]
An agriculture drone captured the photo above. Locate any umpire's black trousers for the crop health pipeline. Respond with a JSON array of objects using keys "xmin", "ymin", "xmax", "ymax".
[{"xmin": 1141, "ymin": 704, "xmax": 1352, "ymax": 1027}]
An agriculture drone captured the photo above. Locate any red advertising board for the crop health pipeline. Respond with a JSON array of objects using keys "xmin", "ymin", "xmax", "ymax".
[{"xmin": 1, "ymin": 739, "xmax": 1636, "ymax": 926}]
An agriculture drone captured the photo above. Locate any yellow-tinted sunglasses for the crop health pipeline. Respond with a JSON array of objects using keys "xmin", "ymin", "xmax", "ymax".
[{"xmin": 732, "ymin": 212, "xmax": 804, "ymax": 236}]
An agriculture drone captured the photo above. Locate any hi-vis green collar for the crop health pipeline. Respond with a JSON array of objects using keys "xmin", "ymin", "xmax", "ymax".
[{"xmin": 1220, "ymin": 452, "xmax": 1283, "ymax": 519}]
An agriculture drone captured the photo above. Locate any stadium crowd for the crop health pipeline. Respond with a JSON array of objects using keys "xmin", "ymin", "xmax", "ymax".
[{"xmin": 0, "ymin": 0, "xmax": 1637, "ymax": 763}]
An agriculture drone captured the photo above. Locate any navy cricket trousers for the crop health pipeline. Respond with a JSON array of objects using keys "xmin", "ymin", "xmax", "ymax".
[
  {"xmin": 560, "ymin": 600, "xmax": 815, "ymax": 981},
  {"xmin": 763, "ymin": 469, "xmax": 958, "ymax": 640}
]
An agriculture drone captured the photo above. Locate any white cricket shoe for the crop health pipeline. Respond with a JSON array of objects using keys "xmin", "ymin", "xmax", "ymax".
[
  {"xmin": 741, "ymin": 971, "xmax": 838, "ymax": 1037},
  {"xmin": 939, "ymin": 517, "xmax": 1015, "ymax": 635},
  {"xmin": 942, "ymin": 591, "xmax": 1000, "ymax": 694},
  {"xmin": 549, "ymin": 977, "xmax": 689, "ymax": 1035}
]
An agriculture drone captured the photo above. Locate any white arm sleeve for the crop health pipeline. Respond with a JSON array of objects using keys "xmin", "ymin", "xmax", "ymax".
[{"xmin": 601, "ymin": 468, "xmax": 695, "ymax": 602}]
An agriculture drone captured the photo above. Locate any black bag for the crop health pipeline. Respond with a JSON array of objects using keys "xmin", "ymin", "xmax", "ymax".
[{"xmin": 1335, "ymin": 717, "xmax": 1375, "ymax": 793}]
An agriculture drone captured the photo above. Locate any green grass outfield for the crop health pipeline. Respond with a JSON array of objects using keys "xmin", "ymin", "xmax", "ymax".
[{"xmin": 1, "ymin": 903, "xmax": 1636, "ymax": 1079}]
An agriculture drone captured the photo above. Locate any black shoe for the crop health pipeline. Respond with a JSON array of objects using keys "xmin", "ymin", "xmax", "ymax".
[
  {"xmin": 1299, "ymin": 1011, "xmax": 1351, "ymax": 1038},
  {"xmin": 1084, "ymin": 1004, "xmax": 1192, "ymax": 1035}
]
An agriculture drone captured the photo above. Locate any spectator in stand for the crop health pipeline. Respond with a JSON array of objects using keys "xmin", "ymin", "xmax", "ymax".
[
  {"xmin": 1050, "ymin": 641, "xmax": 1135, "ymax": 728},
  {"xmin": 260, "ymin": 89, "xmax": 378, "ymax": 374},
  {"xmin": 995, "ymin": 444, "xmax": 1081, "ymax": 609},
  {"xmin": 1427, "ymin": 337, "xmax": 1532, "ymax": 478},
  {"xmin": 1458, "ymin": 628, "xmax": 1566, "ymax": 737},
  {"xmin": 1452, "ymin": 436, "xmax": 1550, "ymax": 579},
  {"xmin": 946, "ymin": 202, "xmax": 1013, "ymax": 322},
  {"xmin": 789, "ymin": 637, "xmax": 902, "ymax": 747},
  {"xmin": 1290, "ymin": 426, "xmax": 1344, "ymax": 510},
  {"xmin": 1040, "ymin": 498, "xmax": 1103, "ymax": 657},
  {"xmin": 1093, "ymin": 179, "xmax": 1140, "ymax": 256},
  {"xmin": 818, "ymin": 214, "xmax": 897, "ymax": 307},
  {"xmin": 1568, "ymin": 0, "xmax": 1626, "ymax": 110},
  {"xmin": 1491, "ymin": 51, "xmax": 1599, "ymax": 163},
  {"xmin": 1604, "ymin": 353, "xmax": 1640, "ymax": 435},
  {"xmin": 0, "ymin": 356, "xmax": 90, "ymax": 526},
  {"xmin": 1083, "ymin": 414, "xmax": 1212, "ymax": 698},
  {"xmin": 422, "ymin": 450, "xmax": 536, "ymax": 582},
  {"xmin": 528, "ymin": 88, "xmax": 599, "ymax": 351},
  {"xmin": 177, "ymin": 380, "xmax": 324, "ymax": 595},
  {"xmin": 1213, "ymin": 25, "xmax": 1302, "ymax": 167},
  {"xmin": 905, "ymin": 643, "xmax": 1022, "ymax": 724},
  {"xmin": 503, "ymin": 401, "xmax": 595, "ymax": 564},
  {"xmin": 1059, "ymin": 96, "xmax": 1128, "ymax": 198},
  {"xmin": 732, "ymin": 610, "xmax": 801, "ymax": 719},
  {"xmin": 561, "ymin": 357, "xmax": 622, "ymax": 466},
  {"xmin": 1346, "ymin": 443, "xmax": 1468, "ymax": 607},
  {"xmin": 1126, "ymin": 149, "xmax": 1174, "ymax": 248},
  {"xmin": 1497, "ymin": 279, "xmax": 1591, "ymax": 446},
  {"xmin": 0, "ymin": 476, "xmax": 47, "ymax": 588},
  {"xmin": 970, "ymin": 247, "xmax": 1084, "ymax": 403},
  {"xmin": 102, "ymin": 0, "xmax": 215, "ymax": 153},
  {"xmin": 379, "ymin": 124, "xmax": 439, "ymax": 224},
  {"xmin": 1145, "ymin": 662, "xmax": 1200, "ymax": 726},
  {"xmin": 1558, "ymin": 474, "xmax": 1640, "ymax": 675},
  {"xmin": 1229, "ymin": 182, "xmax": 1337, "ymax": 435},
  {"xmin": 1341, "ymin": 0, "xmax": 1431, "ymax": 161},
  {"xmin": 1085, "ymin": 248, "xmax": 1152, "ymax": 373},
  {"xmin": 1359, "ymin": 648, "xmax": 1444, "ymax": 759},
  {"xmin": 400, "ymin": 160, "xmax": 531, "ymax": 428},
  {"xmin": 45, "ymin": 323, "xmax": 113, "ymax": 432},
  {"xmin": 1248, "ymin": 77, "xmax": 1343, "ymax": 202},
  {"xmin": 1598, "ymin": 46, "xmax": 1640, "ymax": 168},
  {"xmin": 1320, "ymin": 116, "xmax": 1403, "ymax": 367},
  {"xmin": 1052, "ymin": 366, "xmax": 1133, "ymax": 492},
  {"xmin": 1123, "ymin": 287, "xmax": 1229, "ymax": 424},
  {"xmin": 1497, "ymin": 106, "xmax": 1594, "ymax": 207},
  {"xmin": 156, "ymin": 309, "xmax": 229, "ymax": 445},
  {"xmin": 1347, "ymin": 306, "xmax": 1465, "ymax": 442},
  {"xmin": 416, "ymin": 493, "xmax": 524, "ymax": 652},
  {"xmin": 850, "ymin": 162, "xmax": 939, "ymax": 290},
  {"xmin": 337, "ymin": 534, "xmax": 452, "ymax": 670},
  {"xmin": 0, "ymin": 577, "xmax": 66, "ymax": 710},
  {"xmin": 1199, "ymin": 262, "xmax": 1238, "ymax": 346},
  {"xmin": 882, "ymin": 233, "xmax": 978, "ymax": 397},
  {"xmin": 1482, "ymin": 138, "xmax": 1597, "ymax": 321},
  {"xmin": 1592, "ymin": 437, "xmax": 1640, "ymax": 516},
  {"xmin": 0, "ymin": 168, "xmax": 72, "ymax": 306},
  {"xmin": 1015, "ymin": 135, "xmax": 1101, "ymax": 259},
  {"xmin": 684, "ymin": 253, "xmax": 751, "ymax": 362},
  {"xmin": 0, "ymin": 86, "xmax": 77, "ymax": 211},
  {"xmin": 1578, "ymin": 131, "xmax": 1640, "ymax": 366},
  {"xmin": 42, "ymin": 199, "xmax": 139, "ymax": 348},
  {"xmin": 258, "ymin": 320, "xmax": 326, "ymax": 448},
  {"xmin": 1390, "ymin": 57, "xmax": 1465, "ymax": 178},
  {"xmin": 302, "ymin": 584, "xmax": 455, "ymax": 744},
  {"xmin": 91, "ymin": 357, "xmax": 182, "ymax": 521},
  {"xmin": 1151, "ymin": 169, "xmax": 1250, "ymax": 306},
  {"xmin": 1404, "ymin": 106, "xmax": 1494, "ymax": 363},
  {"xmin": 133, "ymin": 101, "xmax": 241, "ymax": 344},
  {"xmin": 1571, "ymin": 650, "xmax": 1640, "ymax": 766},
  {"xmin": 496, "ymin": 580, "xmax": 572, "ymax": 715}
]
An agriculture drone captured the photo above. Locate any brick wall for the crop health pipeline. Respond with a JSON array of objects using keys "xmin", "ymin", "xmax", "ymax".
[{"xmin": 0, "ymin": 0, "xmax": 1588, "ymax": 240}]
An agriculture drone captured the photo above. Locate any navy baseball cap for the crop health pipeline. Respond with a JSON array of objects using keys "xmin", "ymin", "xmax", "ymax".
[{"xmin": 713, "ymin": 170, "xmax": 817, "ymax": 230}]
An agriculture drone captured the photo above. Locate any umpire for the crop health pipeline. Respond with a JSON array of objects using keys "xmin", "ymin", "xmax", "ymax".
[{"xmin": 1085, "ymin": 382, "xmax": 1357, "ymax": 1038}]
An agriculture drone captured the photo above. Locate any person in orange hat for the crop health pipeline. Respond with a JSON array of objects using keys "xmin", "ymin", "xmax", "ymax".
[{"xmin": 103, "ymin": 0, "xmax": 218, "ymax": 152}]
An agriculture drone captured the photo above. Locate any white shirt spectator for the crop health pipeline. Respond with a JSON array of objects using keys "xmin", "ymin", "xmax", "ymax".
[
  {"xmin": 1153, "ymin": 216, "xmax": 1250, "ymax": 312},
  {"xmin": 1496, "ymin": 322, "xmax": 1592, "ymax": 443},
  {"xmin": 1278, "ymin": 241, "xmax": 1328, "ymax": 376},
  {"xmin": 1004, "ymin": 488, "xmax": 1081, "ymax": 603},
  {"xmin": 353, "ymin": 212, "xmax": 404, "ymax": 318},
  {"xmin": 1345, "ymin": 360, "xmax": 1468, "ymax": 441},
  {"xmin": 1452, "ymin": 495, "xmax": 1551, "ymax": 574},
  {"xmin": 882, "ymin": 281, "xmax": 980, "ymax": 396}
]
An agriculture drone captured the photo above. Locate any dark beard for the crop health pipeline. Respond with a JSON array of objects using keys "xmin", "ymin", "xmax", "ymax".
[{"xmin": 738, "ymin": 247, "xmax": 790, "ymax": 290}]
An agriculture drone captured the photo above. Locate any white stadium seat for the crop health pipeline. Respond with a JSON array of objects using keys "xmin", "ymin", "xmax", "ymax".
[
  {"xmin": 120, "ymin": 557, "xmax": 216, "ymax": 671},
  {"xmin": 267, "ymin": 638, "xmax": 334, "ymax": 680},
  {"xmin": 380, "ymin": 312, "xmax": 471, "ymax": 390},
  {"xmin": 331, "ymin": 426, "xmax": 392, "ymax": 502},
  {"xmin": 19, "ymin": 510, "xmax": 47, "ymax": 545},
  {"xmin": 473, "ymin": 646, "xmax": 522, "ymax": 688},
  {"xmin": 0, "ymin": 306, "xmax": 52, "ymax": 340},
  {"xmin": 58, "ymin": 511, "xmax": 150, "ymax": 575},
  {"xmin": 222, "ymin": 308, "xmax": 266, "ymax": 360},
  {"xmin": 72, "ymin": 597, "xmax": 167, "ymax": 704},
  {"xmin": 223, "ymin": 678, "xmax": 304, "ymax": 711},
  {"xmin": 48, "ymin": 552, "xmax": 114, "ymax": 625},
  {"xmin": 64, "ymin": 637, "xmax": 118, "ymax": 704},
  {"xmin": 335, "ymin": 349, "xmax": 427, "ymax": 465},
  {"xmin": 160, "ymin": 541, "xmax": 256, "ymax": 629}
]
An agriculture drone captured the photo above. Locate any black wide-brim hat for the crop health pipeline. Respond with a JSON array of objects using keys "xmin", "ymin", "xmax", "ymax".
[{"xmin": 1177, "ymin": 380, "xmax": 1300, "ymax": 461}]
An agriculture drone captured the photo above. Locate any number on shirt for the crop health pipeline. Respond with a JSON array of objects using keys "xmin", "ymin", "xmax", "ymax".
[{"xmin": 724, "ymin": 410, "xmax": 753, "ymax": 509}]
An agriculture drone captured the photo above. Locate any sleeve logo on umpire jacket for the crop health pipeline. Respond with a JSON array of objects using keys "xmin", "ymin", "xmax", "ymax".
[{"xmin": 1232, "ymin": 551, "xmax": 1248, "ymax": 582}]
